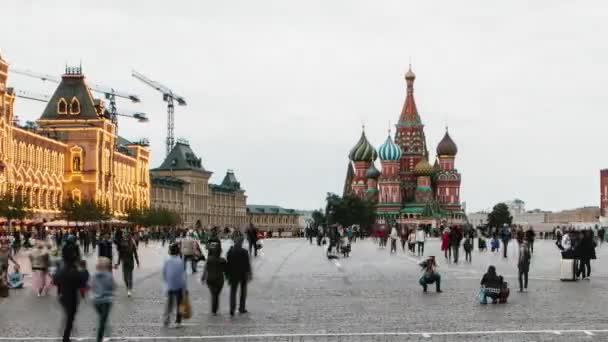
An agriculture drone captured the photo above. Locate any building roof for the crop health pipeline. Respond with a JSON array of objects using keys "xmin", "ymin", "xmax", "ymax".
[
  {"xmin": 247, "ymin": 205, "xmax": 298, "ymax": 215},
  {"xmin": 151, "ymin": 175, "xmax": 188, "ymax": 189},
  {"xmin": 40, "ymin": 69, "xmax": 100, "ymax": 121},
  {"xmin": 154, "ymin": 141, "xmax": 206, "ymax": 171},
  {"xmin": 365, "ymin": 163, "xmax": 381, "ymax": 179}
]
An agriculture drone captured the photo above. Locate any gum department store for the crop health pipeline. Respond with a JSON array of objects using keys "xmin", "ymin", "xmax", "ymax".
[{"xmin": 0, "ymin": 53, "xmax": 300, "ymax": 231}]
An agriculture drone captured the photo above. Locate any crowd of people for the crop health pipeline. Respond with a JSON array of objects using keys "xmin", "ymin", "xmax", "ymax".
[{"xmin": 0, "ymin": 224, "xmax": 259, "ymax": 342}]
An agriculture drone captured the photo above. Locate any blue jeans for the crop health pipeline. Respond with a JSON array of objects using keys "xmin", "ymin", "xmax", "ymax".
[{"xmin": 419, "ymin": 273, "xmax": 441, "ymax": 292}]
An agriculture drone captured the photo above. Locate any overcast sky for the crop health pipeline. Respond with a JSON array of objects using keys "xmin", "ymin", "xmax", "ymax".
[{"xmin": 3, "ymin": 0, "xmax": 607, "ymax": 212}]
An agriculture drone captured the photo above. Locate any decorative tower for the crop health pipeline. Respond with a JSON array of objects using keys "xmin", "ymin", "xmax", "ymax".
[
  {"xmin": 378, "ymin": 132, "xmax": 402, "ymax": 210},
  {"xmin": 414, "ymin": 158, "xmax": 435, "ymax": 203},
  {"xmin": 365, "ymin": 162, "xmax": 380, "ymax": 202},
  {"xmin": 435, "ymin": 128, "xmax": 461, "ymax": 209},
  {"xmin": 394, "ymin": 65, "xmax": 428, "ymax": 202},
  {"xmin": 348, "ymin": 129, "xmax": 377, "ymax": 199}
]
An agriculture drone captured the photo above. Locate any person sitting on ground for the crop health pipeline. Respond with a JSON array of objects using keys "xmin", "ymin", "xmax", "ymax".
[
  {"xmin": 480, "ymin": 265, "xmax": 505, "ymax": 304},
  {"xmin": 7, "ymin": 264, "xmax": 24, "ymax": 289},
  {"xmin": 419, "ymin": 256, "xmax": 442, "ymax": 293}
]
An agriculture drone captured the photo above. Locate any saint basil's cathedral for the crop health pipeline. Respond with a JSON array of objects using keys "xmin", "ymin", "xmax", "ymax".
[{"xmin": 344, "ymin": 66, "xmax": 466, "ymax": 228}]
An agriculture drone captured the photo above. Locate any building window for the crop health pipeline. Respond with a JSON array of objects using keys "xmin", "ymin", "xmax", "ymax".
[
  {"xmin": 69, "ymin": 97, "xmax": 80, "ymax": 115},
  {"xmin": 72, "ymin": 189, "xmax": 81, "ymax": 204},
  {"xmin": 70, "ymin": 146, "xmax": 83, "ymax": 172},
  {"xmin": 57, "ymin": 98, "xmax": 68, "ymax": 114}
]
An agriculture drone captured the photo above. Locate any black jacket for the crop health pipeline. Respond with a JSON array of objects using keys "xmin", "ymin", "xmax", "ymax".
[
  {"xmin": 98, "ymin": 240, "xmax": 113, "ymax": 261},
  {"xmin": 204, "ymin": 255, "xmax": 227, "ymax": 287},
  {"xmin": 226, "ymin": 246, "xmax": 251, "ymax": 283},
  {"xmin": 53, "ymin": 264, "xmax": 87, "ymax": 303}
]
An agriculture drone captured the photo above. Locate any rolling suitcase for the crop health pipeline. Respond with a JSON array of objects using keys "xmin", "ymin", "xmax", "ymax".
[{"xmin": 560, "ymin": 258, "xmax": 576, "ymax": 281}]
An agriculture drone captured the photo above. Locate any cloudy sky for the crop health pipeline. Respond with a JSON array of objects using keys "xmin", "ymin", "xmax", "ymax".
[{"xmin": 3, "ymin": 0, "xmax": 607, "ymax": 212}]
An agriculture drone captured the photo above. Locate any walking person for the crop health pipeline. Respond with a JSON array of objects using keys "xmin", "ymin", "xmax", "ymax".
[
  {"xmin": 389, "ymin": 226, "xmax": 399, "ymax": 254},
  {"xmin": 463, "ymin": 234, "xmax": 473, "ymax": 263},
  {"xmin": 91, "ymin": 257, "xmax": 115, "ymax": 342},
  {"xmin": 500, "ymin": 224, "xmax": 512, "ymax": 258},
  {"xmin": 201, "ymin": 242, "xmax": 226, "ymax": 315},
  {"xmin": 518, "ymin": 241, "xmax": 531, "ymax": 292},
  {"xmin": 246, "ymin": 224, "xmax": 259, "ymax": 257},
  {"xmin": 29, "ymin": 241, "xmax": 50, "ymax": 296},
  {"xmin": 115, "ymin": 233, "xmax": 139, "ymax": 297},
  {"xmin": 525, "ymin": 227, "xmax": 536, "ymax": 254},
  {"xmin": 400, "ymin": 227, "xmax": 407, "ymax": 252},
  {"xmin": 449, "ymin": 226, "xmax": 462, "ymax": 263},
  {"xmin": 180, "ymin": 231, "xmax": 199, "ymax": 274},
  {"xmin": 226, "ymin": 237, "xmax": 252, "ymax": 316},
  {"xmin": 416, "ymin": 226, "xmax": 426, "ymax": 257},
  {"xmin": 576, "ymin": 230, "xmax": 596, "ymax": 280},
  {"xmin": 441, "ymin": 228, "xmax": 451, "ymax": 261},
  {"xmin": 163, "ymin": 243, "xmax": 186, "ymax": 328},
  {"xmin": 53, "ymin": 238, "xmax": 87, "ymax": 342},
  {"xmin": 98, "ymin": 232, "xmax": 113, "ymax": 264}
]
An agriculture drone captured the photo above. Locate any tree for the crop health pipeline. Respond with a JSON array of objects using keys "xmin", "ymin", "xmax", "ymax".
[
  {"xmin": 62, "ymin": 199, "xmax": 111, "ymax": 224},
  {"xmin": 0, "ymin": 194, "xmax": 30, "ymax": 231},
  {"xmin": 325, "ymin": 193, "xmax": 376, "ymax": 229},
  {"xmin": 311, "ymin": 209, "xmax": 326, "ymax": 228},
  {"xmin": 487, "ymin": 203, "xmax": 513, "ymax": 228},
  {"xmin": 126, "ymin": 207, "xmax": 182, "ymax": 227}
]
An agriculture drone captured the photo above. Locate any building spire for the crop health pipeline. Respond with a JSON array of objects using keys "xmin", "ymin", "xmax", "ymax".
[{"xmin": 398, "ymin": 64, "xmax": 420, "ymax": 125}]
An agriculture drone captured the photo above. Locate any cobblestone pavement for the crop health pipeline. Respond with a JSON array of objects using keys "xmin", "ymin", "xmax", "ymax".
[{"xmin": 1, "ymin": 238, "xmax": 607, "ymax": 341}]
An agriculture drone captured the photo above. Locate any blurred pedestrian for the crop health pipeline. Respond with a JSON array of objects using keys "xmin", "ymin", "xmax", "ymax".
[
  {"xmin": 91, "ymin": 257, "xmax": 115, "ymax": 342},
  {"xmin": 416, "ymin": 226, "xmax": 426, "ymax": 257},
  {"xmin": 115, "ymin": 233, "xmax": 139, "ymax": 297},
  {"xmin": 30, "ymin": 241, "xmax": 50, "ymax": 296},
  {"xmin": 518, "ymin": 241, "xmax": 531, "ymax": 292},
  {"xmin": 226, "ymin": 237, "xmax": 252, "ymax": 316},
  {"xmin": 389, "ymin": 226, "xmax": 399, "ymax": 254},
  {"xmin": 246, "ymin": 224, "xmax": 259, "ymax": 257},
  {"xmin": 163, "ymin": 243, "xmax": 186, "ymax": 328},
  {"xmin": 53, "ymin": 238, "xmax": 87, "ymax": 342},
  {"xmin": 202, "ymin": 242, "xmax": 226, "ymax": 315}
]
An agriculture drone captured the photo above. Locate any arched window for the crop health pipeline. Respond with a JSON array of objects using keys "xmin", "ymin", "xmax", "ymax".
[
  {"xmin": 57, "ymin": 98, "xmax": 68, "ymax": 114},
  {"xmin": 71, "ymin": 189, "xmax": 81, "ymax": 204},
  {"xmin": 69, "ymin": 97, "xmax": 80, "ymax": 115}
]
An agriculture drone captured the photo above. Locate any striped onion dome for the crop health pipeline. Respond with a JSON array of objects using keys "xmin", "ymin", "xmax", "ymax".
[
  {"xmin": 349, "ymin": 131, "xmax": 378, "ymax": 162},
  {"xmin": 365, "ymin": 163, "xmax": 381, "ymax": 179},
  {"xmin": 378, "ymin": 134, "xmax": 402, "ymax": 161},
  {"xmin": 414, "ymin": 158, "xmax": 435, "ymax": 176}
]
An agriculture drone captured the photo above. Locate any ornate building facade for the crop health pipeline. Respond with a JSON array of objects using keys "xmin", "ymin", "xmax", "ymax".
[
  {"xmin": 150, "ymin": 140, "xmax": 247, "ymax": 228},
  {"xmin": 246, "ymin": 205, "xmax": 301, "ymax": 233},
  {"xmin": 0, "ymin": 53, "xmax": 150, "ymax": 219},
  {"xmin": 345, "ymin": 67, "xmax": 466, "ymax": 228}
]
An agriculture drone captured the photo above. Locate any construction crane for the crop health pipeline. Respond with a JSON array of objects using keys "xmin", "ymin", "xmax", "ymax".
[
  {"xmin": 131, "ymin": 70, "xmax": 187, "ymax": 156},
  {"xmin": 12, "ymin": 88, "xmax": 148, "ymax": 122},
  {"xmin": 9, "ymin": 67, "xmax": 141, "ymax": 128}
]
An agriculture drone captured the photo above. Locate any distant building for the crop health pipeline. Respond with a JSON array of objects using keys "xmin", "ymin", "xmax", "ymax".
[
  {"xmin": 546, "ymin": 207, "xmax": 600, "ymax": 224},
  {"xmin": 150, "ymin": 140, "xmax": 247, "ymax": 228},
  {"xmin": 601, "ymin": 169, "xmax": 608, "ymax": 216},
  {"xmin": 246, "ymin": 205, "xmax": 300, "ymax": 232},
  {"xmin": 504, "ymin": 199, "xmax": 525, "ymax": 215}
]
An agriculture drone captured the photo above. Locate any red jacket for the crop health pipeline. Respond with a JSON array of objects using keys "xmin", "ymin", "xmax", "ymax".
[{"xmin": 441, "ymin": 231, "xmax": 449, "ymax": 251}]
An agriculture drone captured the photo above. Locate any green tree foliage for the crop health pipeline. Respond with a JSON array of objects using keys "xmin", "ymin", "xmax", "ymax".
[
  {"xmin": 0, "ymin": 194, "xmax": 30, "ymax": 226},
  {"xmin": 325, "ymin": 193, "xmax": 376, "ymax": 228},
  {"xmin": 126, "ymin": 207, "xmax": 182, "ymax": 227},
  {"xmin": 487, "ymin": 202, "xmax": 513, "ymax": 228},
  {"xmin": 311, "ymin": 209, "xmax": 326, "ymax": 227},
  {"xmin": 62, "ymin": 199, "xmax": 111, "ymax": 223}
]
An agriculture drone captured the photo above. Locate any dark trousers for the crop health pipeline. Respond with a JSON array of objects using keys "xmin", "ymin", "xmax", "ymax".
[
  {"xmin": 419, "ymin": 273, "xmax": 441, "ymax": 292},
  {"xmin": 94, "ymin": 302, "xmax": 112, "ymax": 342},
  {"xmin": 400, "ymin": 239, "xmax": 406, "ymax": 251},
  {"xmin": 164, "ymin": 289, "xmax": 183, "ymax": 325},
  {"xmin": 83, "ymin": 242, "xmax": 90, "ymax": 254},
  {"xmin": 529, "ymin": 241, "xmax": 534, "ymax": 254},
  {"xmin": 503, "ymin": 241, "xmax": 509, "ymax": 258},
  {"xmin": 183, "ymin": 255, "xmax": 197, "ymax": 273},
  {"xmin": 60, "ymin": 299, "xmax": 78, "ymax": 342},
  {"xmin": 465, "ymin": 249, "xmax": 472, "ymax": 262},
  {"xmin": 578, "ymin": 258, "xmax": 591, "ymax": 278},
  {"xmin": 208, "ymin": 283, "xmax": 223, "ymax": 314},
  {"xmin": 444, "ymin": 247, "xmax": 451, "ymax": 260},
  {"xmin": 230, "ymin": 280, "xmax": 247, "ymax": 313},
  {"xmin": 452, "ymin": 245, "xmax": 459, "ymax": 263},
  {"xmin": 390, "ymin": 239, "xmax": 397, "ymax": 253},
  {"xmin": 417, "ymin": 242, "xmax": 424, "ymax": 256},
  {"xmin": 518, "ymin": 269, "xmax": 528, "ymax": 290},
  {"xmin": 248, "ymin": 240, "xmax": 258, "ymax": 257},
  {"xmin": 122, "ymin": 264, "xmax": 134, "ymax": 290}
]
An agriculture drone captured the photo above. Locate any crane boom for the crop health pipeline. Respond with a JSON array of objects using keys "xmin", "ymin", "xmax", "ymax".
[
  {"xmin": 13, "ymin": 89, "xmax": 50, "ymax": 102},
  {"xmin": 9, "ymin": 67, "xmax": 140, "ymax": 103},
  {"xmin": 131, "ymin": 70, "xmax": 187, "ymax": 155}
]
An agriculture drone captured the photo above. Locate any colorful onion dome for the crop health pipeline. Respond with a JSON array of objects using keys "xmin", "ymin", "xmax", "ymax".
[
  {"xmin": 436, "ymin": 129, "xmax": 458, "ymax": 156},
  {"xmin": 365, "ymin": 163, "xmax": 381, "ymax": 179},
  {"xmin": 349, "ymin": 131, "xmax": 378, "ymax": 162},
  {"xmin": 378, "ymin": 134, "xmax": 402, "ymax": 161},
  {"xmin": 414, "ymin": 158, "xmax": 434, "ymax": 176}
]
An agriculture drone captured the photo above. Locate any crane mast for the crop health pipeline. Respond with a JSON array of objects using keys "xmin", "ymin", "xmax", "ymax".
[{"xmin": 132, "ymin": 70, "xmax": 187, "ymax": 156}]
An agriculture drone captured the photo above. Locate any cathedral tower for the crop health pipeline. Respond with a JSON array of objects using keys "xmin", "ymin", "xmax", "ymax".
[
  {"xmin": 435, "ymin": 128, "xmax": 461, "ymax": 209},
  {"xmin": 348, "ymin": 129, "xmax": 377, "ymax": 199}
]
